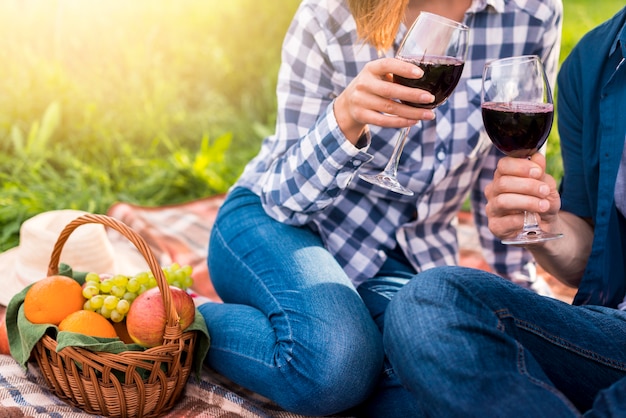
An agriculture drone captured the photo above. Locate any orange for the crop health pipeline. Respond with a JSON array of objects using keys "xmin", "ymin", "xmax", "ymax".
[
  {"xmin": 0, "ymin": 316, "xmax": 9, "ymax": 355},
  {"xmin": 58, "ymin": 310, "xmax": 117, "ymax": 339},
  {"xmin": 24, "ymin": 275, "xmax": 85, "ymax": 325}
]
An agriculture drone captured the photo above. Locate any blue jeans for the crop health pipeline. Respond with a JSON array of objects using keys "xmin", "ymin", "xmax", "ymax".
[
  {"xmin": 199, "ymin": 188, "xmax": 384, "ymax": 416},
  {"xmin": 353, "ymin": 245, "xmax": 425, "ymax": 417},
  {"xmin": 384, "ymin": 266, "xmax": 626, "ymax": 417}
]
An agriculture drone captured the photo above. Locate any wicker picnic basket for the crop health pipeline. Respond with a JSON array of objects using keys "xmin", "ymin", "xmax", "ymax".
[{"xmin": 32, "ymin": 213, "xmax": 198, "ymax": 418}]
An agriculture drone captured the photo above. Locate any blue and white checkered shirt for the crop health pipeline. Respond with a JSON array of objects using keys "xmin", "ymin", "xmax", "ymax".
[{"xmin": 234, "ymin": 0, "xmax": 563, "ymax": 287}]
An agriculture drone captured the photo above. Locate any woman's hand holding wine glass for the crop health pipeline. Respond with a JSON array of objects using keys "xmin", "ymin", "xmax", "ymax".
[
  {"xmin": 333, "ymin": 57, "xmax": 437, "ymax": 145},
  {"xmin": 357, "ymin": 12, "xmax": 469, "ymax": 196},
  {"xmin": 481, "ymin": 55, "xmax": 563, "ymax": 244}
]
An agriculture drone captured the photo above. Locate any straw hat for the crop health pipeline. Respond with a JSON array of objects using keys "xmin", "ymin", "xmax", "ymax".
[{"xmin": 0, "ymin": 210, "xmax": 148, "ymax": 306}]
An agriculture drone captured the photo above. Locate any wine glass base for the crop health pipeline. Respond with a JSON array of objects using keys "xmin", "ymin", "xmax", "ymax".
[
  {"xmin": 501, "ymin": 231, "xmax": 563, "ymax": 245},
  {"xmin": 359, "ymin": 173, "xmax": 414, "ymax": 196}
]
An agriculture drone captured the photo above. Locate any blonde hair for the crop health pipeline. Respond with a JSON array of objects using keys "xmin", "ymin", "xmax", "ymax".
[{"xmin": 348, "ymin": 0, "xmax": 409, "ymax": 52}]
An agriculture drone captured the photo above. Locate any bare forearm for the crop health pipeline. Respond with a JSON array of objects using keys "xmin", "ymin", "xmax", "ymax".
[{"xmin": 528, "ymin": 211, "xmax": 593, "ymax": 288}]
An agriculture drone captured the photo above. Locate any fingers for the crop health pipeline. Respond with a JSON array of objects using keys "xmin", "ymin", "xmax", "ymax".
[
  {"xmin": 335, "ymin": 57, "xmax": 438, "ymax": 140},
  {"xmin": 485, "ymin": 155, "xmax": 561, "ymax": 239},
  {"xmin": 488, "ymin": 157, "xmax": 552, "ymax": 210},
  {"xmin": 365, "ymin": 58, "xmax": 436, "ymax": 118}
]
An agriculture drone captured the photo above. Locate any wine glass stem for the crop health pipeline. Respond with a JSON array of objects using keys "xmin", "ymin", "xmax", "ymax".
[
  {"xmin": 382, "ymin": 127, "xmax": 411, "ymax": 177},
  {"xmin": 522, "ymin": 211, "xmax": 543, "ymax": 234}
]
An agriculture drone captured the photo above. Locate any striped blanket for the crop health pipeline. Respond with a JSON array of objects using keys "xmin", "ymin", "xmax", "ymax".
[
  {"xmin": 0, "ymin": 353, "xmax": 320, "ymax": 417},
  {"xmin": 105, "ymin": 195, "xmax": 227, "ymax": 302}
]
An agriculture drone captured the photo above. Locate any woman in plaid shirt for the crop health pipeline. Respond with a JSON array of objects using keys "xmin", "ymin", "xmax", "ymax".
[{"xmin": 199, "ymin": 0, "xmax": 562, "ymax": 415}]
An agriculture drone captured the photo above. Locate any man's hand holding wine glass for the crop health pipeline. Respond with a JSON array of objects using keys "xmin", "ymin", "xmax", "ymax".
[
  {"xmin": 485, "ymin": 153, "xmax": 561, "ymax": 243},
  {"xmin": 481, "ymin": 55, "xmax": 563, "ymax": 243},
  {"xmin": 484, "ymin": 152, "xmax": 593, "ymax": 287}
]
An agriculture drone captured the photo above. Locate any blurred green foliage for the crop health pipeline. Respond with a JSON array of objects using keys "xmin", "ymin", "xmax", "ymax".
[
  {"xmin": 545, "ymin": 0, "xmax": 624, "ymax": 180},
  {"xmin": 0, "ymin": 0, "xmax": 300, "ymax": 250},
  {"xmin": 0, "ymin": 0, "xmax": 623, "ymax": 251}
]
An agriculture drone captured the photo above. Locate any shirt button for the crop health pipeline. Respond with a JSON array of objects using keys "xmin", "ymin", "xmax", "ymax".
[
  {"xmin": 437, "ymin": 150, "xmax": 446, "ymax": 161},
  {"xmin": 352, "ymin": 160, "xmax": 362, "ymax": 167}
]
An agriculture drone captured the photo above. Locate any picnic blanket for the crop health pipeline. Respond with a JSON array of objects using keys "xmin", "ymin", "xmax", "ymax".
[
  {"xmin": 0, "ymin": 352, "xmax": 326, "ymax": 417},
  {"xmin": 105, "ymin": 195, "xmax": 226, "ymax": 302}
]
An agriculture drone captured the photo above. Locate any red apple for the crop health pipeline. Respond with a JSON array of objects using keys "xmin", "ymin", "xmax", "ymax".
[{"xmin": 126, "ymin": 286, "xmax": 195, "ymax": 348}]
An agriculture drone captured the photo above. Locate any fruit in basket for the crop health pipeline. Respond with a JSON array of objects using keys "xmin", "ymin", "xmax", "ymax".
[
  {"xmin": 126, "ymin": 286, "xmax": 195, "ymax": 348},
  {"xmin": 24, "ymin": 275, "xmax": 86, "ymax": 325},
  {"xmin": 59, "ymin": 310, "xmax": 117, "ymax": 338},
  {"xmin": 81, "ymin": 264, "xmax": 194, "ymax": 323}
]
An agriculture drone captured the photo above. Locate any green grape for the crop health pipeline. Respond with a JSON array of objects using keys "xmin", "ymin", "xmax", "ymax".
[
  {"xmin": 181, "ymin": 265, "xmax": 193, "ymax": 278},
  {"xmin": 110, "ymin": 285, "xmax": 126, "ymax": 298},
  {"xmin": 112, "ymin": 274, "xmax": 129, "ymax": 288},
  {"xmin": 99, "ymin": 307, "xmax": 112, "ymax": 319},
  {"xmin": 122, "ymin": 292, "xmax": 137, "ymax": 302},
  {"xmin": 172, "ymin": 269, "xmax": 186, "ymax": 284},
  {"xmin": 135, "ymin": 272, "xmax": 150, "ymax": 285},
  {"xmin": 103, "ymin": 295, "xmax": 119, "ymax": 310},
  {"xmin": 90, "ymin": 295, "xmax": 105, "ymax": 309},
  {"xmin": 116, "ymin": 299, "xmax": 130, "ymax": 315},
  {"xmin": 82, "ymin": 264, "xmax": 194, "ymax": 323},
  {"xmin": 85, "ymin": 272, "xmax": 101, "ymax": 283},
  {"xmin": 82, "ymin": 284, "xmax": 100, "ymax": 299},
  {"xmin": 110, "ymin": 310, "xmax": 124, "ymax": 323},
  {"xmin": 181, "ymin": 275, "xmax": 194, "ymax": 289},
  {"xmin": 126, "ymin": 278, "xmax": 140, "ymax": 293},
  {"xmin": 99, "ymin": 279, "xmax": 113, "ymax": 294}
]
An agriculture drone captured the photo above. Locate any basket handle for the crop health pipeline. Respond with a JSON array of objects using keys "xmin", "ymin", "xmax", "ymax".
[{"xmin": 47, "ymin": 213, "xmax": 179, "ymax": 329}]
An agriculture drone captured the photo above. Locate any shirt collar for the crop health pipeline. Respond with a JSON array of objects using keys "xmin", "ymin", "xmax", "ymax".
[
  {"xmin": 395, "ymin": 0, "xmax": 504, "ymax": 44},
  {"xmin": 610, "ymin": 18, "xmax": 626, "ymax": 63},
  {"xmin": 471, "ymin": 0, "xmax": 505, "ymax": 14}
]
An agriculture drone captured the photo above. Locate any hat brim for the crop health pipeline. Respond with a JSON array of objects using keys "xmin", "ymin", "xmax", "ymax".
[
  {"xmin": 0, "ymin": 247, "xmax": 29, "ymax": 306},
  {"xmin": 0, "ymin": 240, "xmax": 151, "ymax": 307}
]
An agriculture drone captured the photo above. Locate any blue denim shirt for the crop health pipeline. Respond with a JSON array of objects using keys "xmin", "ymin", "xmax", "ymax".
[{"xmin": 557, "ymin": 7, "xmax": 626, "ymax": 308}]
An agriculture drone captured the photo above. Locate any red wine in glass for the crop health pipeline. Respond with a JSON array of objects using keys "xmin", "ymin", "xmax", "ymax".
[
  {"xmin": 480, "ymin": 55, "xmax": 563, "ymax": 245},
  {"xmin": 481, "ymin": 102, "xmax": 554, "ymax": 158},
  {"xmin": 394, "ymin": 56, "xmax": 465, "ymax": 109},
  {"xmin": 358, "ymin": 12, "xmax": 469, "ymax": 196}
]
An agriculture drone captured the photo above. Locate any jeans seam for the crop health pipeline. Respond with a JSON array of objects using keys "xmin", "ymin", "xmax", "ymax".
[
  {"xmin": 495, "ymin": 308, "xmax": 626, "ymax": 371},
  {"xmin": 515, "ymin": 341, "xmax": 581, "ymax": 415},
  {"xmin": 517, "ymin": 319, "xmax": 626, "ymax": 371}
]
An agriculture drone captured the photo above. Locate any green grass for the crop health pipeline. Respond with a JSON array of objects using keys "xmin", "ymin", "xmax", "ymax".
[
  {"xmin": 0, "ymin": 0, "xmax": 623, "ymax": 251},
  {"xmin": 0, "ymin": 0, "xmax": 301, "ymax": 250}
]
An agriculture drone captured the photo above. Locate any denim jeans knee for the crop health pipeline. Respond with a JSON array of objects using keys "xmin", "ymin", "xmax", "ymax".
[
  {"xmin": 385, "ymin": 266, "xmax": 626, "ymax": 417},
  {"xmin": 201, "ymin": 188, "xmax": 384, "ymax": 415}
]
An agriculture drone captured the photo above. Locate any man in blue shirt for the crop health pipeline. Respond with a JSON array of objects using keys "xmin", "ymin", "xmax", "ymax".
[{"xmin": 384, "ymin": 7, "xmax": 626, "ymax": 416}]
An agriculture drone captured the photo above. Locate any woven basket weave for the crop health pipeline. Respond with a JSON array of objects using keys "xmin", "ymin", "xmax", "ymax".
[{"xmin": 32, "ymin": 213, "xmax": 198, "ymax": 418}]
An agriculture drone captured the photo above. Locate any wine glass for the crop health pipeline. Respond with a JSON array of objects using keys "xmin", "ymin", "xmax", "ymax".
[
  {"xmin": 359, "ymin": 12, "xmax": 469, "ymax": 196},
  {"xmin": 481, "ymin": 55, "xmax": 563, "ymax": 244}
]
